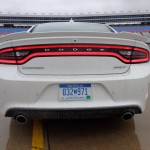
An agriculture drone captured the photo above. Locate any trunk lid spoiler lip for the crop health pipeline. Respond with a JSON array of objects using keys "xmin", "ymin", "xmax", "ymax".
[{"xmin": 0, "ymin": 31, "xmax": 147, "ymax": 43}]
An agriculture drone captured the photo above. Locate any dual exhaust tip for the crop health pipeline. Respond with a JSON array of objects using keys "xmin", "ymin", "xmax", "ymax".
[
  {"xmin": 15, "ymin": 115, "xmax": 28, "ymax": 124},
  {"xmin": 121, "ymin": 112, "xmax": 134, "ymax": 121}
]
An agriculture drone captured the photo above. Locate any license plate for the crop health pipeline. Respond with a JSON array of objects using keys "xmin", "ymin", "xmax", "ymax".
[{"xmin": 59, "ymin": 84, "xmax": 92, "ymax": 101}]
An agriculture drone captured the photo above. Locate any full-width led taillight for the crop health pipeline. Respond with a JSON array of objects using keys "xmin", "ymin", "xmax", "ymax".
[{"xmin": 0, "ymin": 44, "xmax": 149, "ymax": 64}]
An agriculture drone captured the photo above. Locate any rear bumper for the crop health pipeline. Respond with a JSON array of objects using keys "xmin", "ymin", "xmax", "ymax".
[
  {"xmin": 0, "ymin": 63, "xmax": 150, "ymax": 117},
  {"xmin": 6, "ymin": 106, "xmax": 141, "ymax": 119}
]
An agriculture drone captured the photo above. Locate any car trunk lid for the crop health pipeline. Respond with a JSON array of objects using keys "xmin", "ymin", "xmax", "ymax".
[{"xmin": 11, "ymin": 35, "xmax": 136, "ymax": 75}]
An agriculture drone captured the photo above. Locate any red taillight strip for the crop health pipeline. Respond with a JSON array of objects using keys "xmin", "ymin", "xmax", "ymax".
[
  {"xmin": 17, "ymin": 52, "xmax": 130, "ymax": 64},
  {"xmin": 0, "ymin": 48, "xmax": 14, "ymax": 54},
  {"xmin": 0, "ymin": 45, "xmax": 149, "ymax": 65},
  {"xmin": 15, "ymin": 44, "xmax": 133, "ymax": 51},
  {"xmin": 14, "ymin": 44, "xmax": 133, "ymax": 64},
  {"xmin": 134, "ymin": 47, "xmax": 149, "ymax": 53},
  {"xmin": 0, "ymin": 48, "xmax": 16, "ymax": 64},
  {"xmin": 131, "ymin": 47, "xmax": 149, "ymax": 63},
  {"xmin": 0, "ymin": 59, "xmax": 16, "ymax": 64},
  {"xmin": 131, "ymin": 58, "xmax": 149, "ymax": 63}
]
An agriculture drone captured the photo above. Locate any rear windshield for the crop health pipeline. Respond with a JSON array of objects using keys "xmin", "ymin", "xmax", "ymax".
[{"xmin": 32, "ymin": 22, "xmax": 114, "ymax": 33}]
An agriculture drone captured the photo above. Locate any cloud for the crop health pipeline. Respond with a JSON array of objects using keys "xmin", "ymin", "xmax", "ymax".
[{"xmin": 0, "ymin": 0, "xmax": 149, "ymax": 14}]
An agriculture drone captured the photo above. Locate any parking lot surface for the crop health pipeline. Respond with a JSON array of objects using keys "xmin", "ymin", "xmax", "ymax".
[{"xmin": 0, "ymin": 87, "xmax": 150, "ymax": 150}]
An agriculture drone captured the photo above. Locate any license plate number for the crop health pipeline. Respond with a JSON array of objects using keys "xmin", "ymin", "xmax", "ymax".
[{"xmin": 59, "ymin": 84, "xmax": 92, "ymax": 101}]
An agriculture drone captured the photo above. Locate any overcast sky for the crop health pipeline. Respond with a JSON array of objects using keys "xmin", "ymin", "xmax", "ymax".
[{"xmin": 0, "ymin": 0, "xmax": 150, "ymax": 15}]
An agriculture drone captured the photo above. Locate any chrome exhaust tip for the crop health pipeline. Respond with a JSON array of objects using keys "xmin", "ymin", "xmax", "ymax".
[
  {"xmin": 15, "ymin": 115, "xmax": 28, "ymax": 124},
  {"xmin": 122, "ymin": 112, "xmax": 134, "ymax": 121}
]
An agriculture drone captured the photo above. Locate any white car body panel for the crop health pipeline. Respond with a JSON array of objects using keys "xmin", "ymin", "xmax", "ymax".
[
  {"xmin": 19, "ymin": 57, "xmax": 128, "ymax": 75},
  {"xmin": 0, "ymin": 63, "xmax": 149, "ymax": 115},
  {"xmin": 0, "ymin": 22, "xmax": 149, "ymax": 119}
]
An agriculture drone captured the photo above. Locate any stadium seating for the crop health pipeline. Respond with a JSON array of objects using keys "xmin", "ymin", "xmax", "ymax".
[
  {"xmin": 0, "ymin": 28, "xmax": 27, "ymax": 35},
  {"xmin": 113, "ymin": 26, "xmax": 150, "ymax": 32}
]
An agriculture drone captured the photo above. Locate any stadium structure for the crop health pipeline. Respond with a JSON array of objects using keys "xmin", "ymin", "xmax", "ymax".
[{"xmin": 0, "ymin": 11, "xmax": 150, "ymax": 38}]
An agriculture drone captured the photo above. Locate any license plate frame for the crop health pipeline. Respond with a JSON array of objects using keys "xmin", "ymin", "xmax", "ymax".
[{"xmin": 59, "ymin": 84, "xmax": 92, "ymax": 101}]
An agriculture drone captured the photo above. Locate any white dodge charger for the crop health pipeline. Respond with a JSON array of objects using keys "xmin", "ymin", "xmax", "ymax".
[{"xmin": 0, "ymin": 22, "xmax": 150, "ymax": 123}]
